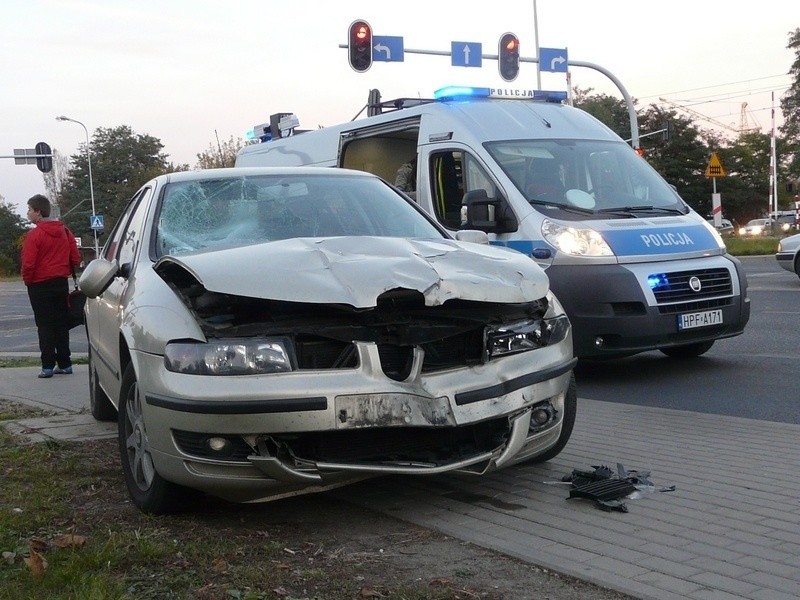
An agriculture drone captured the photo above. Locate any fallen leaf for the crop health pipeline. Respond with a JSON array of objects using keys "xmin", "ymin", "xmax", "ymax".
[
  {"xmin": 272, "ymin": 586, "xmax": 288, "ymax": 597},
  {"xmin": 2, "ymin": 551, "xmax": 16, "ymax": 565},
  {"xmin": 276, "ymin": 562, "xmax": 291, "ymax": 570},
  {"xmin": 24, "ymin": 550, "xmax": 48, "ymax": 577},
  {"xmin": 359, "ymin": 586, "xmax": 385, "ymax": 598},
  {"xmin": 211, "ymin": 558, "xmax": 227, "ymax": 572},
  {"xmin": 53, "ymin": 534, "xmax": 87, "ymax": 549},
  {"xmin": 429, "ymin": 577, "xmax": 452, "ymax": 586},
  {"xmin": 29, "ymin": 539, "xmax": 49, "ymax": 553}
]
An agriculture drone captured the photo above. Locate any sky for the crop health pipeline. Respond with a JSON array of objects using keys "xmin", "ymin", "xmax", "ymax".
[{"xmin": 1, "ymin": 0, "xmax": 797, "ymax": 219}]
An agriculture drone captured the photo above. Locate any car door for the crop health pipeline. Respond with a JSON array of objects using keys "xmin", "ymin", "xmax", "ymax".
[{"xmin": 90, "ymin": 186, "xmax": 153, "ymax": 396}]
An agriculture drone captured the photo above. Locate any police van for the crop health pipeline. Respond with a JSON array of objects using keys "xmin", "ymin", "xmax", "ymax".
[{"xmin": 236, "ymin": 86, "xmax": 750, "ymax": 359}]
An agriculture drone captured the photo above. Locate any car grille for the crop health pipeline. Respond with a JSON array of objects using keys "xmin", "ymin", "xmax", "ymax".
[
  {"xmin": 650, "ymin": 268, "xmax": 732, "ymax": 304},
  {"xmin": 273, "ymin": 415, "xmax": 510, "ymax": 464}
]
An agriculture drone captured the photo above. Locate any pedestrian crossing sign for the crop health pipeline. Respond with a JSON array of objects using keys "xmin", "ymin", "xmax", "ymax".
[
  {"xmin": 705, "ymin": 153, "xmax": 726, "ymax": 178},
  {"xmin": 90, "ymin": 215, "xmax": 104, "ymax": 230}
]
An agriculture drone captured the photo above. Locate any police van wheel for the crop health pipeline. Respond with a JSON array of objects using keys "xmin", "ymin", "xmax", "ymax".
[{"xmin": 659, "ymin": 341, "xmax": 714, "ymax": 358}]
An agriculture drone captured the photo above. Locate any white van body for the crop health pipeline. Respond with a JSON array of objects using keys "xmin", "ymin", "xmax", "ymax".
[{"xmin": 237, "ymin": 88, "xmax": 750, "ymax": 359}]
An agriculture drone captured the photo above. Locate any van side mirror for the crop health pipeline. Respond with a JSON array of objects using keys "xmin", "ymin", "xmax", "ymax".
[{"xmin": 463, "ymin": 189, "xmax": 518, "ymax": 234}]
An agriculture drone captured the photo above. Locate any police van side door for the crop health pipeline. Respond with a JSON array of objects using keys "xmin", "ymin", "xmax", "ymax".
[{"xmin": 420, "ymin": 145, "xmax": 519, "ymax": 236}]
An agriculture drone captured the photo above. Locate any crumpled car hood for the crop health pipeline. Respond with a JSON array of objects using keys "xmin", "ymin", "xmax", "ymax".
[{"xmin": 155, "ymin": 237, "xmax": 549, "ymax": 308}]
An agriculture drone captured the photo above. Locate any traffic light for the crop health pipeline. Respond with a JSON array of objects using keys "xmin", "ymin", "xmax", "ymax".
[
  {"xmin": 348, "ymin": 20, "xmax": 372, "ymax": 73},
  {"xmin": 35, "ymin": 142, "xmax": 52, "ymax": 173},
  {"xmin": 498, "ymin": 33, "xmax": 520, "ymax": 82}
]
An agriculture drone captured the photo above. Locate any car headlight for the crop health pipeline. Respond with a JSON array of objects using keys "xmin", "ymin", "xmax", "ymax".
[
  {"xmin": 164, "ymin": 339, "xmax": 295, "ymax": 375},
  {"xmin": 485, "ymin": 301, "xmax": 570, "ymax": 360},
  {"xmin": 541, "ymin": 219, "xmax": 613, "ymax": 257}
]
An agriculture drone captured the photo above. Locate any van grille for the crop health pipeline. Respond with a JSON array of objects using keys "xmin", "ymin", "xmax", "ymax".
[{"xmin": 651, "ymin": 268, "xmax": 732, "ymax": 304}]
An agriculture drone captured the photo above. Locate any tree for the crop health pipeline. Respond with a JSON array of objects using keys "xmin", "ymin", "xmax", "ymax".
[
  {"xmin": 779, "ymin": 28, "xmax": 800, "ymax": 176},
  {"xmin": 0, "ymin": 198, "xmax": 28, "ymax": 276},
  {"xmin": 573, "ymin": 87, "xmax": 632, "ymax": 140},
  {"xmin": 196, "ymin": 134, "xmax": 246, "ymax": 169},
  {"xmin": 42, "ymin": 148, "xmax": 70, "ymax": 214},
  {"xmin": 58, "ymin": 125, "xmax": 183, "ymax": 245},
  {"xmin": 637, "ymin": 104, "xmax": 712, "ymax": 214}
]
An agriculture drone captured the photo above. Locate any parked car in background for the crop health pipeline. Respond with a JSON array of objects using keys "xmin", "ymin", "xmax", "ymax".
[
  {"xmin": 738, "ymin": 218, "xmax": 772, "ymax": 237},
  {"xmin": 707, "ymin": 217, "xmax": 734, "ymax": 235},
  {"xmin": 775, "ymin": 213, "xmax": 798, "ymax": 233},
  {"xmin": 776, "ymin": 232, "xmax": 800, "ymax": 278},
  {"xmin": 79, "ymin": 167, "xmax": 577, "ymax": 514}
]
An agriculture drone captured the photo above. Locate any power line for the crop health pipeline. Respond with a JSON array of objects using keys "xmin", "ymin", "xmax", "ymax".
[{"xmin": 639, "ymin": 73, "xmax": 790, "ymax": 102}]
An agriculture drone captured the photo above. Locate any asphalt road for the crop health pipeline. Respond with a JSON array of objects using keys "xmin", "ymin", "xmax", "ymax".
[{"xmin": 575, "ymin": 255, "xmax": 800, "ymax": 423}]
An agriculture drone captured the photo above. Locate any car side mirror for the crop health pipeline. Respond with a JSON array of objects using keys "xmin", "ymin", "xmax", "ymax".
[
  {"xmin": 463, "ymin": 189, "xmax": 518, "ymax": 234},
  {"xmin": 78, "ymin": 258, "xmax": 120, "ymax": 298}
]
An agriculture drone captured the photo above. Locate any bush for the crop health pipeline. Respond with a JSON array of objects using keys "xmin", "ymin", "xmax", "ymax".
[{"xmin": 0, "ymin": 253, "xmax": 17, "ymax": 277}]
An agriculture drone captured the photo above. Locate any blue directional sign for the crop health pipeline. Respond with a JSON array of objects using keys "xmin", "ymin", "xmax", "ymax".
[
  {"xmin": 90, "ymin": 214, "xmax": 104, "ymax": 230},
  {"xmin": 451, "ymin": 41, "xmax": 482, "ymax": 67},
  {"xmin": 539, "ymin": 47, "xmax": 568, "ymax": 73},
  {"xmin": 372, "ymin": 36, "xmax": 404, "ymax": 62}
]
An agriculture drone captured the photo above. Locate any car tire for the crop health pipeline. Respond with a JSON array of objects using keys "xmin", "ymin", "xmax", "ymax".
[
  {"xmin": 659, "ymin": 340, "xmax": 714, "ymax": 358},
  {"xmin": 88, "ymin": 344, "xmax": 116, "ymax": 422},
  {"xmin": 527, "ymin": 373, "xmax": 577, "ymax": 464},
  {"xmin": 118, "ymin": 362, "xmax": 193, "ymax": 514},
  {"xmin": 794, "ymin": 254, "xmax": 800, "ymax": 279}
]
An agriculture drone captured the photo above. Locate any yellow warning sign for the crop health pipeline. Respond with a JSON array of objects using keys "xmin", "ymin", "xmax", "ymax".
[{"xmin": 705, "ymin": 152, "xmax": 727, "ymax": 178}]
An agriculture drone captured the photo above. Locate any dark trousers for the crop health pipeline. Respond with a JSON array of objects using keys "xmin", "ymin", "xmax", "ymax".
[{"xmin": 27, "ymin": 278, "xmax": 72, "ymax": 370}]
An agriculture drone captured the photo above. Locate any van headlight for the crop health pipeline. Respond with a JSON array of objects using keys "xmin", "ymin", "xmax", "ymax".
[
  {"xmin": 164, "ymin": 339, "xmax": 294, "ymax": 375},
  {"xmin": 485, "ymin": 294, "xmax": 570, "ymax": 360},
  {"xmin": 541, "ymin": 219, "xmax": 613, "ymax": 257}
]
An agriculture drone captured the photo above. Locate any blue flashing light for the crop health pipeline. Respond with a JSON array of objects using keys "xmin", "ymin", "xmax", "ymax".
[
  {"xmin": 647, "ymin": 273, "xmax": 670, "ymax": 291},
  {"xmin": 434, "ymin": 86, "xmax": 568, "ymax": 103},
  {"xmin": 532, "ymin": 90, "xmax": 568, "ymax": 103},
  {"xmin": 434, "ymin": 86, "xmax": 492, "ymax": 101}
]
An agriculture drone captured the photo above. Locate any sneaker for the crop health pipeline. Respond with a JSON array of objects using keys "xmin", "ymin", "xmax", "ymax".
[
  {"xmin": 54, "ymin": 366, "xmax": 73, "ymax": 375},
  {"xmin": 38, "ymin": 369, "xmax": 54, "ymax": 378}
]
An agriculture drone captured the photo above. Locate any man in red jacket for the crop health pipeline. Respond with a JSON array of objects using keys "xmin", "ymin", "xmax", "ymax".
[{"xmin": 21, "ymin": 194, "xmax": 82, "ymax": 378}]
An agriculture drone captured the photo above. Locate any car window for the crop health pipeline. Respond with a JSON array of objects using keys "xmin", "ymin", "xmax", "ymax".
[
  {"xmin": 103, "ymin": 187, "xmax": 148, "ymax": 261},
  {"xmin": 154, "ymin": 174, "xmax": 444, "ymax": 257}
]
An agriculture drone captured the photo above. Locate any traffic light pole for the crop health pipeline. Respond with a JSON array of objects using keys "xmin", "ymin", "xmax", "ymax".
[{"xmin": 339, "ymin": 44, "xmax": 640, "ymax": 149}]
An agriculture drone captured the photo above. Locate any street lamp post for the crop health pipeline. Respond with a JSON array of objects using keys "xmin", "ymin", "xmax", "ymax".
[{"xmin": 56, "ymin": 115, "xmax": 99, "ymax": 259}]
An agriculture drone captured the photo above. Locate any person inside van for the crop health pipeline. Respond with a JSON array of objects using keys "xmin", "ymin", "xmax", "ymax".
[
  {"xmin": 394, "ymin": 156, "xmax": 417, "ymax": 194},
  {"xmin": 526, "ymin": 158, "xmax": 565, "ymax": 202}
]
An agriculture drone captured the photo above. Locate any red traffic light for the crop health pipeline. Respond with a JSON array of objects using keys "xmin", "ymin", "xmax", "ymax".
[
  {"xmin": 498, "ymin": 33, "xmax": 520, "ymax": 82},
  {"xmin": 348, "ymin": 20, "xmax": 372, "ymax": 73}
]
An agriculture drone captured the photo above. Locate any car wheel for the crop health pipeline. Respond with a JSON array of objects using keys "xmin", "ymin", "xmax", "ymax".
[
  {"xmin": 527, "ymin": 373, "xmax": 577, "ymax": 464},
  {"xmin": 659, "ymin": 340, "xmax": 714, "ymax": 358},
  {"xmin": 794, "ymin": 254, "xmax": 800, "ymax": 279},
  {"xmin": 88, "ymin": 344, "xmax": 116, "ymax": 422},
  {"xmin": 118, "ymin": 363, "xmax": 192, "ymax": 514}
]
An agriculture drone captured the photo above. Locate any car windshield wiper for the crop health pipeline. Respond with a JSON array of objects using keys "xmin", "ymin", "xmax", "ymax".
[
  {"xmin": 597, "ymin": 205, "xmax": 686, "ymax": 217},
  {"xmin": 528, "ymin": 198, "xmax": 595, "ymax": 215}
]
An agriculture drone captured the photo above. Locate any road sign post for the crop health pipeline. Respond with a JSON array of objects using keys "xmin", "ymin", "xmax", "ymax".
[{"xmin": 705, "ymin": 153, "xmax": 727, "ymax": 227}]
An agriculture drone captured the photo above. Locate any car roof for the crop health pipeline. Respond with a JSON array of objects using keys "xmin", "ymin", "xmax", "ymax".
[{"xmin": 153, "ymin": 166, "xmax": 375, "ymax": 186}]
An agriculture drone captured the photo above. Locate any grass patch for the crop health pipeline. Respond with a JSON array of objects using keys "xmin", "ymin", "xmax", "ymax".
[
  {"xmin": 723, "ymin": 236, "xmax": 780, "ymax": 256},
  {"xmin": 0, "ymin": 357, "xmax": 88, "ymax": 369},
  {"xmin": 0, "ymin": 413, "xmax": 520, "ymax": 600}
]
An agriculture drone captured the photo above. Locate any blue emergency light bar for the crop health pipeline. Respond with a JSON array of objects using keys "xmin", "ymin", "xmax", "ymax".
[{"xmin": 434, "ymin": 86, "xmax": 568, "ymax": 103}]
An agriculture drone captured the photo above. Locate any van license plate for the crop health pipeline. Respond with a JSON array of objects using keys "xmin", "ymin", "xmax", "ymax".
[{"xmin": 677, "ymin": 309, "xmax": 723, "ymax": 330}]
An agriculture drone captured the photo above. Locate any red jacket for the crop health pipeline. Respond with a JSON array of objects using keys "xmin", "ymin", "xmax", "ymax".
[{"xmin": 21, "ymin": 220, "xmax": 82, "ymax": 285}]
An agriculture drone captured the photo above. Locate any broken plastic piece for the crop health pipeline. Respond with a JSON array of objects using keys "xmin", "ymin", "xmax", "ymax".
[{"xmin": 562, "ymin": 462, "xmax": 674, "ymax": 512}]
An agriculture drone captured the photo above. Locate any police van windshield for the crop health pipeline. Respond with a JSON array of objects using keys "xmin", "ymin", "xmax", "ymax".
[{"xmin": 485, "ymin": 139, "xmax": 688, "ymax": 218}]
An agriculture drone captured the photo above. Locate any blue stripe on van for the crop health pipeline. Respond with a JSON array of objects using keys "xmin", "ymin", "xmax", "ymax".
[
  {"xmin": 602, "ymin": 224, "xmax": 717, "ymax": 256},
  {"xmin": 489, "ymin": 239, "xmax": 539, "ymax": 256}
]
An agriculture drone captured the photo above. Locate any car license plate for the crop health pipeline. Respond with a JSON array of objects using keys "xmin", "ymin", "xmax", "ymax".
[{"xmin": 677, "ymin": 309, "xmax": 723, "ymax": 330}]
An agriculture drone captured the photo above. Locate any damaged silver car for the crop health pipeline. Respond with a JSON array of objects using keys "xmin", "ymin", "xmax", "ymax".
[{"xmin": 80, "ymin": 167, "xmax": 577, "ymax": 514}]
